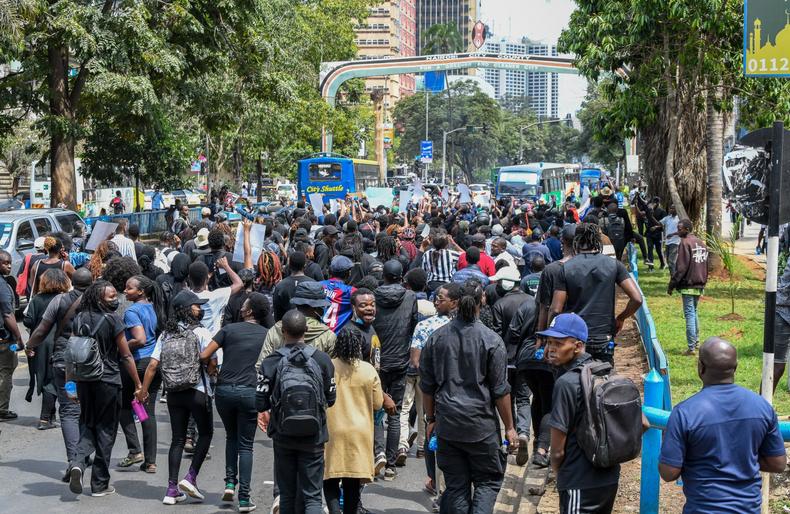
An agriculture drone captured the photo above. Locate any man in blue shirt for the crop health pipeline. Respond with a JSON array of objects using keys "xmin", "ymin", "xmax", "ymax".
[
  {"xmin": 659, "ymin": 337, "xmax": 786, "ymax": 513},
  {"xmin": 522, "ymin": 231, "xmax": 552, "ymax": 274}
]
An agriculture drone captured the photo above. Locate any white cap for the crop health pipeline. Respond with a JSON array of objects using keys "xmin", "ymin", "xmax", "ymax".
[
  {"xmin": 195, "ymin": 227, "xmax": 210, "ymax": 248},
  {"xmin": 201, "ymin": 207, "xmax": 212, "ymax": 216},
  {"xmin": 491, "ymin": 224, "xmax": 504, "ymax": 236},
  {"xmin": 491, "ymin": 265, "xmax": 521, "ymax": 287},
  {"xmin": 34, "ymin": 237, "xmax": 46, "ymax": 250}
]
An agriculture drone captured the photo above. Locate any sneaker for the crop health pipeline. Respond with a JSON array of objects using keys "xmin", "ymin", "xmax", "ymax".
[
  {"xmin": 531, "ymin": 450, "xmax": 550, "ymax": 468},
  {"xmin": 374, "ymin": 454, "xmax": 386, "ymax": 476},
  {"xmin": 395, "ymin": 448, "xmax": 408, "ymax": 467},
  {"xmin": 683, "ymin": 348, "xmax": 697, "ymax": 356},
  {"xmin": 91, "ymin": 485, "xmax": 116, "ymax": 497},
  {"xmin": 140, "ymin": 462, "xmax": 157, "ymax": 473},
  {"xmin": 431, "ymin": 497, "xmax": 440, "ymax": 513},
  {"xmin": 37, "ymin": 420, "xmax": 59, "ymax": 430},
  {"xmin": 408, "ymin": 430, "xmax": 418, "ymax": 448},
  {"xmin": 223, "ymin": 482, "xmax": 236, "ymax": 502},
  {"xmin": 179, "ymin": 474, "xmax": 205, "ymax": 501},
  {"xmin": 118, "ymin": 453, "xmax": 144, "ymax": 468},
  {"xmin": 270, "ymin": 495, "xmax": 280, "ymax": 514},
  {"xmin": 239, "ymin": 499, "xmax": 257, "ymax": 512},
  {"xmin": 383, "ymin": 467, "xmax": 397, "ymax": 481},
  {"xmin": 163, "ymin": 485, "xmax": 187, "ymax": 505},
  {"xmin": 69, "ymin": 466, "xmax": 83, "ymax": 495},
  {"xmin": 61, "ymin": 467, "xmax": 71, "ymax": 484},
  {"xmin": 184, "ymin": 439, "xmax": 195, "ymax": 454},
  {"xmin": 416, "ymin": 449, "xmax": 425, "ymax": 459},
  {"xmin": 515, "ymin": 434, "xmax": 530, "ymax": 466},
  {"xmin": 0, "ymin": 410, "xmax": 18, "ymax": 421}
]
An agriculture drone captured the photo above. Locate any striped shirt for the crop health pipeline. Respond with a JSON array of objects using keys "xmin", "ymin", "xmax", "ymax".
[{"xmin": 421, "ymin": 249, "xmax": 460, "ymax": 284}]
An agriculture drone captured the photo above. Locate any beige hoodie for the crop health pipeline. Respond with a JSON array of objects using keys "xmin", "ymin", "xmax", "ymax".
[{"xmin": 257, "ymin": 316, "xmax": 336, "ymax": 366}]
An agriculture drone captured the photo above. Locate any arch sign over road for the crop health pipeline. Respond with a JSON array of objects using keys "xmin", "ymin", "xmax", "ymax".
[{"xmin": 319, "ymin": 52, "xmax": 580, "ymax": 152}]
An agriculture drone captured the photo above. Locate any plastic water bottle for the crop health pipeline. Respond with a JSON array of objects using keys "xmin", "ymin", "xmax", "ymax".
[
  {"xmin": 534, "ymin": 348, "xmax": 545, "ymax": 360},
  {"xmin": 8, "ymin": 344, "xmax": 18, "ymax": 352},
  {"xmin": 65, "ymin": 381, "xmax": 78, "ymax": 400},
  {"xmin": 608, "ymin": 340, "xmax": 616, "ymax": 351},
  {"xmin": 428, "ymin": 434, "xmax": 438, "ymax": 452},
  {"xmin": 132, "ymin": 399, "xmax": 149, "ymax": 423},
  {"xmin": 500, "ymin": 439, "xmax": 510, "ymax": 455},
  {"xmin": 339, "ymin": 487, "xmax": 344, "ymax": 509}
]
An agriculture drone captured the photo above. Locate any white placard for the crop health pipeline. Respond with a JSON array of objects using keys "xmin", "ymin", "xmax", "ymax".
[
  {"xmin": 232, "ymin": 223, "xmax": 267, "ymax": 265},
  {"xmin": 412, "ymin": 178, "xmax": 423, "ymax": 200},
  {"xmin": 329, "ymin": 199, "xmax": 339, "ymax": 214},
  {"xmin": 421, "ymin": 223, "xmax": 431, "ymax": 238},
  {"xmin": 457, "ymin": 184, "xmax": 472, "ymax": 204},
  {"xmin": 399, "ymin": 190, "xmax": 412, "ymax": 214},
  {"xmin": 86, "ymin": 221, "xmax": 118, "ymax": 251},
  {"xmin": 441, "ymin": 186, "xmax": 449, "ymax": 202},
  {"xmin": 308, "ymin": 193, "xmax": 325, "ymax": 216}
]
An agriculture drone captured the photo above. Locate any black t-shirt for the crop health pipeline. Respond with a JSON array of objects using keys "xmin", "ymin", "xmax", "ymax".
[
  {"xmin": 213, "ymin": 322, "xmax": 267, "ymax": 386},
  {"xmin": 537, "ymin": 260, "xmax": 564, "ymax": 307},
  {"xmin": 342, "ymin": 321, "xmax": 378, "ymax": 367},
  {"xmin": 272, "ymin": 275, "xmax": 316, "ymax": 322},
  {"xmin": 556, "ymin": 253, "xmax": 629, "ymax": 341},
  {"xmin": 548, "ymin": 353, "xmax": 620, "ymax": 490},
  {"xmin": 304, "ymin": 262, "xmax": 324, "ymax": 282},
  {"xmin": 71, "ymin": 310, "xmax": 125, "ymax": 385}
]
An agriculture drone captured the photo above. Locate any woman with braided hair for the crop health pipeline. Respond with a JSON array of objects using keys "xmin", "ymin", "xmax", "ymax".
[
  {"xmin": 256, "ymin": 251, "xmax": 283, "ymax": 310},
  {"xmin": 87, "ymin": 240, "xmax": 120, "ymax": 280},
  {"xmin": 324, "ymin": 327, "xmax": 384, "ymax": 514}
]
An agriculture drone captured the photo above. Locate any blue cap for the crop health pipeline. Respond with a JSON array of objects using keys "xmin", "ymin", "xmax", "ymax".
[
  {"xmin": 536, "ymin": 313, "xmax": 588, "ymax": 342},
  {"xmin": 330, "ymin": 255, "xmax": 354, "ymax": 274}
]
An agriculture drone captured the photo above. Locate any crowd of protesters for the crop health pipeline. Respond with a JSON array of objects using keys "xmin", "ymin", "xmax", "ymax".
[{"xmin": 0, "ymin": 182, "xmax": 785, "ymax": 514}]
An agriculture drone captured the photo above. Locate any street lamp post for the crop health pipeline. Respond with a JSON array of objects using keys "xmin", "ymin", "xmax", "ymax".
[
  {"xmin": 442, "ymin": 127, "xmax": 465, "ymax": 185},
  {"xmin": 518, "ymin": 118, "xmax": 568, "ymax": 163}
]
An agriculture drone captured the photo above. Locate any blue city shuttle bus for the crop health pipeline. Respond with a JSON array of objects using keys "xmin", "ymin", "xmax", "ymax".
[{"xmin": 297, "ymin": 153, "xmax": 379, "ymax": 201}]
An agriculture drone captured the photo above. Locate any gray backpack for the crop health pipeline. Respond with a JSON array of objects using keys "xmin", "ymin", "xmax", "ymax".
[
  {"xmin": 65, "ymin": 312, "xmax": 107, "ymax": 382},
  {"xmin": 575, "ymin": 360, "xmax": 642, "ymax": 468},
  {"xmin": 159, "ymin": 329, "xmax": 201, "ymax": 392}
]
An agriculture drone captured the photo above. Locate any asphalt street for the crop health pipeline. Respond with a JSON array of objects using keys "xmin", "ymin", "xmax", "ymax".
[{"xmin": 0, "ymin": 328, "xmax": 433, "ymax": 514}]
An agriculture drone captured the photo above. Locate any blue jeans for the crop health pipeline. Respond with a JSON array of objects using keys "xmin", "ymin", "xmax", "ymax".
[
  {"xmin": 682, "ymin": 294, "xmax": 700, "ymax": 349},
  {"xmin": 215, "ymin": 384, "xmax": 258, "ymax": 501}
]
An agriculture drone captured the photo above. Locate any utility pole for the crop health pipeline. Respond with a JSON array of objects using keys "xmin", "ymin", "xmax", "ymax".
[
  {"xmin": 424, "ymin": 91, "xmax": 430, "ymax": 181},
  {"xmin": 442, "ymin": 127, "xmax": 465, "ymax": 185}
]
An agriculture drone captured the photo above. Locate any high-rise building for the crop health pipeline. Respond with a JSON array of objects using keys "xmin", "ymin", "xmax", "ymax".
[
  {"xmin": 354, "ymin": 0, "xmax": 417, "ymax": 107},
  {"xmin": 480, "ymin": 37, "xmax": 560, "ymax": 118},
  {"xmin": 416, "ymin": 0, "xmax": 481, "ymax": 55}
]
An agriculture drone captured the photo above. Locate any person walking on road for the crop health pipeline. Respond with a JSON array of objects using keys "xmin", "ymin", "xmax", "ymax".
[
  {"xmin": 420, "ymin": 281, "xmax": 517, "ymax": 514},
  {"xmin": 659, "ymin": 337, "xmax": 787, "ymax": 512},
  {"xmin": 201, "ymin": 292, "xmax": 270, "ymax": 512},
  {"xmin": 139, "ymin": 290, "xmax": 217, "ymax": 505},
  {"xmin": 323, "ymin": 328, "xmax": 384, "ymax": 514},
  {"xmin": 0, "ymin": 250, "xmax": 23, "ymax": 422},
  {"xmin": 256, "ymin": 310, "xmax": 336, "ymax": 514},
  {"xmin": 667, "ymin": 219, "xmax": 709, "ymax": 356},
  {"xmin": 68, "ymin": 281, "xmax": 143, "ymax": 498}
]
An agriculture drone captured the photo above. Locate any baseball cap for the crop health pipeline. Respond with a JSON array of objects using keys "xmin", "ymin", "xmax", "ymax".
[
  {"xmin": 291, "ymin": 282, "xmax": 330, "ymax": 309},
  {"xmin": 383, "ymin": 259, "xmax": 403, "ymax": 280},
  {"xmin": 536, "ymin": 313, "xmax": 589, "ymax": 343},
  {"xmin": 491, "ymin": 224, "xmax": 504, "ymax": 236},
  {"xmin": 171, "ymin": 290, "xmax": 208, "ymax": 310},
  {"xmin": 34, "ymin": 237, "xmax": 46, "ymax": 251},
  {"xmin": 195, "ymin": 227, "xmax": 210, "ymax": 248},
  {"xmin": 201, "ymin": 207, "xmax": 212, "ymax": 216},
  {"xmin": 343, "ymin": 220, "xmax": 358, "ymax": 233},
  {"xmin": 491, "ymin": 265, "xmax": 520, "ymax": 285},
  {"xmin": 329, "ymin": 255, "xmax": 354, "ymax": 274},
  {"xmin": 471, "ymin": 232, "xmax": 486, "ymax": 243},
  {"xmin": 215, "ymin": 212, "xmax": 227, "ymax": 222},
  {"xmin": 322, "ymin": 225, "xmax": 339, "ymax": 236}
]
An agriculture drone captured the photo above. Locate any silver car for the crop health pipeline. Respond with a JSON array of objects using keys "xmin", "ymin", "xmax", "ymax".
[{"xmin": 0, "ymin": 209, "xmax": 89, "ymax": 277}]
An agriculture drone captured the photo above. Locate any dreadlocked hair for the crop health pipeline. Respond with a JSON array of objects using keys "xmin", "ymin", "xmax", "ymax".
[
  {"xmin": 458, "ymin": 280, "xmax": 483, "ymax": 323},
  {"xmin": 340, "ymin": 233, "xmax": 363, "ymax": 262},
  {"xmin": 129, "ymin": 275, "xmax": 167, "ymax": 335},
  {"xmin": 332, "ymin": 326, "xmax": 364, "ymax": 363},
  {"xmin": 79, "ymin": 280, "xmax": 113, "ymax": 314},
  {"xmin": 257, "ymin": 251, "xmax": 283, "ymax": 289},
  {"xmin": 573, "ymin": 222, "xmax": 603, "ymax": 254},
  {"xmin": 376, "ymin": 235, "xmax": 398, "ymax": 262},
  {"xmin": 163, "ymin": 304, "xmax": 200, "ymax": 335}
]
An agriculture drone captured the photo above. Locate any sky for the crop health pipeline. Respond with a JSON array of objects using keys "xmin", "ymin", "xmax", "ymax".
[{"xmin": 480, "ymin": 0, "xmax": 588, "ymax": 116}]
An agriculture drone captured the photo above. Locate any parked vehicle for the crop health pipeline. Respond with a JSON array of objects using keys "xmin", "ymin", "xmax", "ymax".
[
  {"xmin": 276, "ymin": 183, "xmax": 298, "ymax": 202},
  {"xmin": 0, "ymin": 209, "xmax": 89, "ymax": 311},
  {"xmin": 469, "ymin": 183, "xmax": 492, "ymax": 207},
  {"xmin": 171, "ymin": 189, "xmax": 203, "ymax": 206}
]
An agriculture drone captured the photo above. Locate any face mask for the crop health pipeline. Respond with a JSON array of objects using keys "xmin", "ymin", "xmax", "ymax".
[{"xmin": 105, "ymin": 299, "xmax": 120, "ymax": 312}]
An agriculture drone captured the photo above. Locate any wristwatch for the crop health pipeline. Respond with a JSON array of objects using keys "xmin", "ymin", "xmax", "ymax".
[{"xmin": 424, "ymin": 414, "xmax": 436, "ymax": 424}]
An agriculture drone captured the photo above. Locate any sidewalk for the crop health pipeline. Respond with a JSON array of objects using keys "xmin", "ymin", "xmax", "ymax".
[{"xmin": 721, "ymin": 205, "xmax": 767, "ymax": 270}]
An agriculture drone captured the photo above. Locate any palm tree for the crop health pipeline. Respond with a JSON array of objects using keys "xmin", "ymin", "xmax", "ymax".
[
  {"xmin": 706, "ymin": 86, "xmax": 724, "ymax": 271},
  {"xmin": 0, "ymin": 0, "xmax": 29, "ymax": 37},
  {"xmin": 422, "ymin": 23, "xmax": 465, "ymax": 55}
]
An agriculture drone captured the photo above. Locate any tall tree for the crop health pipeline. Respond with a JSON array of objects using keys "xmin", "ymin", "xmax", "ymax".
[{"xmin": 421, "ymin": 22, "xmax": 465, "ymax": 54}]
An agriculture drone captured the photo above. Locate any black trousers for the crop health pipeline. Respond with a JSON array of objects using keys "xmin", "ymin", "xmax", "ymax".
[
  {"xmin": 437, "ymin": 432, "xmax": 507, "ymax": 513},
  {"xmin": 74, "ymin": 381, "xmax": 121, "ymax": 493},
  {"xmin": 120, "ymin": 357, "xmax": 161, "ymax": 464},
  {"xmin": 646, "ymin": 234, "xmax": 665, "ymax": 267},
  {"xmin": 274, "ymin": 444, "xmax": 324, "ymax": 514},
  {"xmin": 523, "ymin": 369, "xmax": 554, "ymax": 451},
  {"xmin": 166, "ymin": 388, "xmax": 213, "ymax": 483},
  {"xmin": 374, "ymin": 369, "xmax": 406, "ymax": 468},
  {"xmin": 324, "ymin": 477, "xmax": 361, "ymax": 514},
  {"xmin": 559, "ymin": 485, "xmax": 618, "ymax": 514}
]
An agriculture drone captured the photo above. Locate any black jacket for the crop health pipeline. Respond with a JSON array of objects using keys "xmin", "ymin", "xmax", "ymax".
[
  {"xmin": 313, "ymin": 240, "xmax": 333, "ymax": 276},
  {"xmin": 373, "ymin": 284, "xmax": 418, "ymax": 373},
  {"xmin": 507, "ymin": 298, "xmax": 551, "ymax": 371},
  {"xmin": 492, "ymin": 289, "xmax": 531, "ymax": 364}
]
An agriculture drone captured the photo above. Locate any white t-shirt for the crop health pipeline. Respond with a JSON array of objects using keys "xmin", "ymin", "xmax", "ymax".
[
  {"xmin": 111, "ymin": 234, "xmax": 137, "ymax": 260},
  {"xmin": 195, "ymin": 287, "xmax": 232, "ymax": 338},
  {"xmin": 151, "ymin": 325, "xmax": 214, "ymax": 394}
]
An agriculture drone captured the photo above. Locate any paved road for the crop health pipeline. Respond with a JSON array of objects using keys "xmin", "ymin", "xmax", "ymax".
[{"xmin": 0, "ymin": 331, "xmax": 434, "ymax": 514}]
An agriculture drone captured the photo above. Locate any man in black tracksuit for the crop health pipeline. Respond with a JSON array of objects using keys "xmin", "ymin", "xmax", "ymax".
[
  {"xmin": 372, "ymin": 260, "xmax": 418, "ymax": 480},
  {"xmin": 257, "ymin": 310, "xmax": 336, "ymax": 514}
]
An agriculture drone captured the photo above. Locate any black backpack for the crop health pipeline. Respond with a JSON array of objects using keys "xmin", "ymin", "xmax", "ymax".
[
  {"xmin": 574, "ymin": 360, "xmax": 642, "ymax": 468},
  {"xmin": 272, "ymin": 345, "xmax": 326, "ymax": 437},
  {"xmin": 65, "ymin": 312, "xmax": 108, "ymax": 382},
  {"xmin": 602, "ymin": 213, "xmax": 626, "ymax": 244}
]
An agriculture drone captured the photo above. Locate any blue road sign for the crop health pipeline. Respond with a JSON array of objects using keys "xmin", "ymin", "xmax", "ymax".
[{"xmin": 420, "ymin": 141, "xmax": 433, "ymax": 163}]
